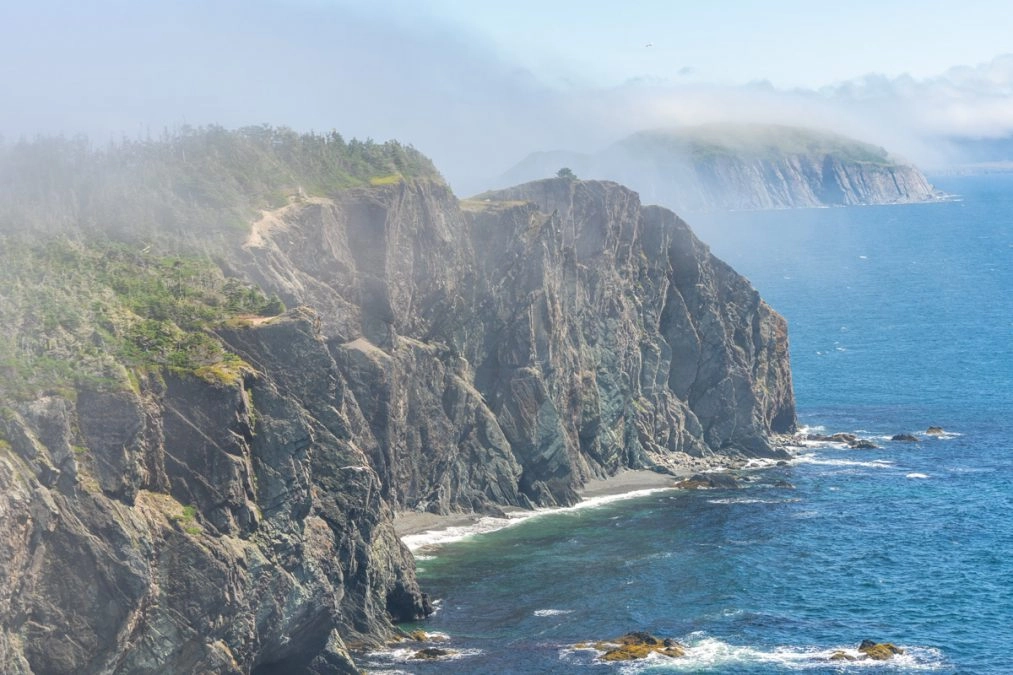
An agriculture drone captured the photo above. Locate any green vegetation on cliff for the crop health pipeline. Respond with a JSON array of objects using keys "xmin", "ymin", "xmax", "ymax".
[
  {"xmin": 0, "ymin": 126, "xmax": 440, "ymax": 399},
  {"xmin": 0, "ymin": 235, "xmax": 280, "ymax": 399},
  {"xmin": 497, "ymin": 123, "xmax": 935, "ymax": 212},
  {"xmin": 0, "ymin": 125, "xmax": 441, "ymax": 239}
]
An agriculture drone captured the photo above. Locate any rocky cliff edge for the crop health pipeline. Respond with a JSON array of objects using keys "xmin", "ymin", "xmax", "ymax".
[{"xmin": 0, "ymin": 177, "xmax": 795, "ymax": 673}]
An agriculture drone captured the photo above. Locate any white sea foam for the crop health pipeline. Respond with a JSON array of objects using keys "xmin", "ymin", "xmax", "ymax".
[
  {"xmin": 401, "ymin": 487, "xmax": 675, "ymax": 553},
  {"xmin": 707, "ymin": 497, "xmax": 801, "ymax": 505},
  {"xmin": 927, "ymin": 430, "xmax": 961, "ymax": 439},
  {"xmin": 906, "ymin": 472, "xmax": 930, "ymax": 479},
  {"xmin": 794, "ymin": 456, "xmax": 895, "ymax": 469},
  {"xmin": 361, "ymin": 646, "xmax": 484, "ymax": 667},
  {"xmin": 740, "ymin": 457, "xmax": 783, "ymax": 469},
  {"xmin": 564, "ymin": 635, "xmax": 947, "ymax": 672},
  {"xmin": 533, "ymin": 608, "xmax": 574, "ymax": 617}
]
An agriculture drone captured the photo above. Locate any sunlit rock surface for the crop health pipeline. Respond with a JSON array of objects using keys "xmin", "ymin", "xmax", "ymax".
[{"xmin": 0, "ymin": 176, "xmax": 794, "ymax": 673}]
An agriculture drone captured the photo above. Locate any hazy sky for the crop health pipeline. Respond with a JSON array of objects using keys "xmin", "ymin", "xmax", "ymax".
[
  {"xmin": 2, "ymin": 0, "xmax": 1012, "ymax": 191},
  {"xmin": 412, "ymin": 0, "xmax": 1013, "ymax": 89}
]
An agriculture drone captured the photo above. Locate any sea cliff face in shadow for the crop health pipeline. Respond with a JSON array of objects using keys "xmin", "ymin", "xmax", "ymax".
[{"xmin": 0, "ymin": 147, "xmax": 794, "ymax": 672}]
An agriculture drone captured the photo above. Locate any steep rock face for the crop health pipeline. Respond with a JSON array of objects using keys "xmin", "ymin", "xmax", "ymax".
[
  {"xmin": 238, "ymin": 178, "xmax": 796, "ymax": 511},
  {"xmin": 661, "ymin": 154, "xmax": 936, "ymax": 211},
  {"xmin": 0, "ymin": 312, "xmax": 429, "ymax": 675},
  {"xmin": 0, "ymin": 176, "xmax": 795, "ymax": 673}
]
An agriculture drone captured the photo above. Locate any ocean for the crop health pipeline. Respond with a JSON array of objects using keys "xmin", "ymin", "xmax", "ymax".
[{"xmin": 359, "ymin": 174, "xmax": 1013, "ymax": 673}]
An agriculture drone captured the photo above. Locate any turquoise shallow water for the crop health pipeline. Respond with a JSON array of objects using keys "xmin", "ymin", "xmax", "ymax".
[{"xmin": 359, "ymin": 175, "xmax": 1013, "ymax": 673}]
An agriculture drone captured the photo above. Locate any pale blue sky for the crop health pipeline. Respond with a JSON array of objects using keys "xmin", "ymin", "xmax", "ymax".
[
  {"xmin": 1, "ymin": 0, "xmax": 1011, "ymax": 188},
  {"xmin": 406, "ymin": 0, "xmax": 1012, "ymax": 88}
]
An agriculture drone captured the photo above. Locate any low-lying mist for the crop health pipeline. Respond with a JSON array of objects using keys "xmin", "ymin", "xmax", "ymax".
[{"xmin": 2, "ymin": 1, "xmax": 1012, "ymax": 197}]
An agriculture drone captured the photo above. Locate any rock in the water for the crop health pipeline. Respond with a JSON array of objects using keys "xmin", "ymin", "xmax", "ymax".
[
  {"xmin": 675, "ymin": 472, "xmax": 739, "ymax": 490},
  {"xmin": 892, "ymin": 434, "xmax": 920, "ymax": 442},
  {"xmin": 410, "ymin": 647, "xmax": 457, "ymax": 660},
  {"xmin": 858, "ymin": 640, "xmax": 904, "ymax": 660},
  {"xmin": 584, "ymin": 632, "xmax": 686, "ymax": 661},
  {"xmin": 829, "ymin": 650, "xmax": 857, "ymax": 661},
  {"xmin": 926, "ymin": 426, "xmax": 945, "ymax": 435},
  {"xmin": 806, "ymin": 432, "xmax": 877, "ymax": 448}
]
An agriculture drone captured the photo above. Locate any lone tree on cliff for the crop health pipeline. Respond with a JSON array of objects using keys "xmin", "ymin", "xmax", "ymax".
[{"xmin": 556, "ymin": 167, "xmax": 577, "ymax": 180}]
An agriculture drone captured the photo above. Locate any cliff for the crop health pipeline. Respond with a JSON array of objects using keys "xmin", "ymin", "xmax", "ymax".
[
  {"xmin": 499, "ymin": 124, "xmax": 940, "ymax": 213},
  {"xmin": 0, "ymin": 139, "xmax": 795, "ymax": 672}
]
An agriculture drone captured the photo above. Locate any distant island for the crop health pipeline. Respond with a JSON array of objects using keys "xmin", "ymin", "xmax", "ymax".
[{"xmin": 499, "ymin": 124, "xmax": 942, "ymax": 213}]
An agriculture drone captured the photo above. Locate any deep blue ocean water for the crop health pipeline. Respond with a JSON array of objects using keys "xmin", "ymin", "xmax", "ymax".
[{"xmin": 360, "ymin": 174, "xmax": 1013, "ymax": 673}]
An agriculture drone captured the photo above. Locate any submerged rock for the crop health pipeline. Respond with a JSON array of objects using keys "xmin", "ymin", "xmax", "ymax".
[{"xmin": 892, "ymin": 433, "xmax": 920, "ymax": 442}]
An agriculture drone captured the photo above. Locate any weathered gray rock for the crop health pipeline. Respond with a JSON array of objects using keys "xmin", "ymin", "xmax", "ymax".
[
  {"xmin": 239, "ymin": 177, "xmax": 796, "ymax": 510},
  {"xmin": 0, "ymin": 176, "xmax": 795, "ymax": 673},
  {"xmin": 0, "ymin": 313, "xmax": 428, "ymax": 674}
]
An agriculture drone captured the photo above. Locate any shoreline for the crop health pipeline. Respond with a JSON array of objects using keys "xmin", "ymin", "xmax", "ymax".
[
  {"xmin": 394, "ymin": 468, "xmax": 685, "ymax": 549},
  {"xmin": 393, "ymin": 441, "xmax": 810, "ymax": 549}
]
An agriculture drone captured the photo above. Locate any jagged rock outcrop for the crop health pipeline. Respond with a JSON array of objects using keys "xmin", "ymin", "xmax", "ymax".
[
  {"xmin": 237, "ymin": 177, "xmax": 796, "ymax": 513},
  {"xmin": 499, "ymin": 124, "xmax": 940, "ymax": 213},
  {"xmin": 0, "ymin": 312, "xmax": 428, "ymax": 675},
  {"xmin": 0, "ymin": 175, "xmax": 795, "ymax": 673}
]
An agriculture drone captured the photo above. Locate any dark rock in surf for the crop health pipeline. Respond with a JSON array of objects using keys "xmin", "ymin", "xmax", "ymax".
[
  {"xmin": 858, "ymin": 640, "xmax": 904, "ymax": 660},
  {"xmin": 675, "ymin": 472, "xmax": 739, "ymax": 489},
  {"xmin": 892, "ymin": 434, "xmax": 920, "ymax": 442},
  {"xmin": 410, "ymin": 647, "xmax": 457, "ymax": 660},
  {"xmin": 577, "ymin": 632, "xmax": 685, "ymax": 661}
]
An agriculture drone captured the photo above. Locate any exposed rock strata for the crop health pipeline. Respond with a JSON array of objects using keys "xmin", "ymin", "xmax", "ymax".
[
  {"xmin": 237, "ymin": 177, "xmax": 796, "ymax": 513},
  {"xmin": 0, "ymin": 177, "xmax": 795, "ymax": 672},
  {"xmin": 0, "ymin": 314, "xmax": 428, "ymax": 674}
]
